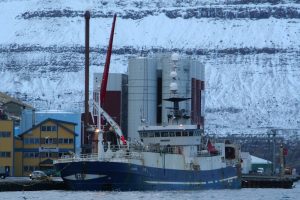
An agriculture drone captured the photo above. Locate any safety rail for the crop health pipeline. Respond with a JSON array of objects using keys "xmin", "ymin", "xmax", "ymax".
[{"xmin": 54, "ymin": 143, "xmax": 225, "ymax": 164}]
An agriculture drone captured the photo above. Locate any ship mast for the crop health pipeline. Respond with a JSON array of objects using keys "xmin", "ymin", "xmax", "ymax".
[{"xmin": 164, "ymin": 53, "xmax": 190, "ymax": 125}]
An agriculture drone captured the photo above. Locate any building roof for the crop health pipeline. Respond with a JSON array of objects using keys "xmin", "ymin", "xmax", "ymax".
[
  {"xmin": 251, "ymin": 155, "xmax": 271, "ymax": 164},
  {"xmin": 0, "ymin": 92, "xmax": 33, "ymax": 109},
  {"xmin": 19, "ymin": 118, "xmax": 78, "ymax": 137}
]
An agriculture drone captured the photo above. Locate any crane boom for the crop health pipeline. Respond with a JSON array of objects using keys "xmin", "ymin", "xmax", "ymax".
[
  {"xmin": 100, "ymin": 14, "xmax": 117, "ymax": 107},
  {"xmin": 99, "ymin": 107, "xmax": 123, "ymax": 138},
  {"xmin": 97, "ymin": 14, "xmax": 126, "ymax": 144}
]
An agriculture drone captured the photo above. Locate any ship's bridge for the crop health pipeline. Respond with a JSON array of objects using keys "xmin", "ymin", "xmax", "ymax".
[{"xmin": 138, "ymin": 124, "xmax": 203, "ymax": 146}]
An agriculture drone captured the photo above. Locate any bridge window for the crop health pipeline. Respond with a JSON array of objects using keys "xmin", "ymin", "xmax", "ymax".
[
  {"xmin": 189, "ymin": 131, "xmax": 194, "ymax": 136},
  {"xmin": 148, "ymin": 132, "xmax": 154, "ymax": 137},
  {"xmin": 169, "ymin": 132, "xmax": 175, "ymax": 137},
  {"xmin": 161, "ymin": 132, "xmax": 169, "ymax": 137},
  {"xmin": 155, "ymin": 132, "xmax": 160, "ymax": 137},
  {"xmin": 182, "ymin": 131, "xmax": 188, "ymax": 136},
  {"xmin": 194, "ymin": 131, "xmax": 200, "ymax": 136},
  {"xmin": 176, "ymin": 131, "xmax": 181, "ymax": 137},
  {"xmin": 139, "ymin": 132, "xmax": 147, "ymax": 137}
]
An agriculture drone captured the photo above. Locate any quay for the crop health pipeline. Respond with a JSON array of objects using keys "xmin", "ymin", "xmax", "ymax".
[
  {"xmin": 1, "ymin": 175, "xmax": 299, "ymax": 191},
  {"xmin": 242, "ymin": 174, "xmax": 299, "ymax": 189},
  {"xmin": 0, "ymin": 177, "xmax": 67, "ymax": 191}
]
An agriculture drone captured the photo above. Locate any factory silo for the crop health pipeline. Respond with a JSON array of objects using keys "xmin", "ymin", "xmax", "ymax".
[
  {"xmin": 127, "ymin": 57, "xmax": 157, "ymax": 140},
  {"xmin": 160, "ymin": 54, "xmax": 191, "ymax": 125}
]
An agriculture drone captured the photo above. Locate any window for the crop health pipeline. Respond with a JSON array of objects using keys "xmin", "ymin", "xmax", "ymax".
[
  {"xmin": 169, "ymin": 132, "xmax": 175, "ymax": 137},
  {"xmin": 46, "ymin": 126, "xmax": 52, "ymax": 131},
  {"xmin": 194, "ymin": 131, "xmax": 200, "ymax": 136},
  {"xmin": 140, "ymin": 132, "xmax": 148, "ymax": 137},
  {"xmin": 30, "ymin": 138, "xmax": 35, "ymax": 144},
  {"xmin": 45, "ymin": 138, "xmax": 54, "ymax": 144},
  {"xmin": 189, "ymin": 131, "xmax": 194, "ymax": 136},
  {"xmin": 0, "ymin": 131, "xmax": 11, "ymax": 137},
  {"xmin": 148, "ymin": 132, "xmax": 154, "ymax": 137},
  {"xmin": 24, "ymin": 138, "xmax": 30, "ymax": 144},
  {"xmin": 182, "ymin": 131, "xmax": 188, "ymax": 136},
  {"xmin": 161, "ymin": 132, "xmax": 169, "ymax": 137},
  {"xmin": 41, "ymin": 125, "xmax": 57, "ymax": 132},
  {"xmin": 24, "ymin": 138, "xmax": 40, "ymax": 145},
  {"xmin": 35, "ymin": 138, "xmax": 40, "ymax": 144},
  {"xmin": 0, "ymin": 152, "xmax": 11, "ymax": 157},
  {"xmin": 155, "ymin": 132, "xmax": 160, "ymax": 137},
  {"xmin": 176, "ymin": 131, "xmax": 182, "ymax": 137},
  {"xmin": 41, "ymin": 126, "xmax": 47, "ymax": 131},
  {"xmin": 58, "ymin": 138, "xmax": 74, "ymax": 144},
  {"xmin": 24, "ymin": 152, "xmax": 39, "ymax": 158}
]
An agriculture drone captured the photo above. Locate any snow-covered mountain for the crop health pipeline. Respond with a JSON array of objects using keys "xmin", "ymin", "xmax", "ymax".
[{"xmin": 1, "ymin": 0, "xmax": 300, "ymax": 136}]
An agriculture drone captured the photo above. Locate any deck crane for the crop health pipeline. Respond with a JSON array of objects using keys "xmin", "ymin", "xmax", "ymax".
[{"xmin": 97, "ymin": 14, "xmax": 126, "ymax": 145}]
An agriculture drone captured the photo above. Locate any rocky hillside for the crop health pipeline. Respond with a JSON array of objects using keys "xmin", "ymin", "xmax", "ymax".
[{"xmin": 0, "ymin": 0, "xmax": 300, "ymax": 137}]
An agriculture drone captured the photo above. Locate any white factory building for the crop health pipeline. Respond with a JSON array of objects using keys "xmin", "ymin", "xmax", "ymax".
[
  {"xmin": 127, "ymin": 54, "xmax": 205, "ymax": 140},
  {"xmin": 93, "ymin": 54, "xmax": 205, "ymax": 141}
]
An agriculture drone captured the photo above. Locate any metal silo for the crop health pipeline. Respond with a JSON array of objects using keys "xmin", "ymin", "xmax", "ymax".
[{"xmin": 127, "ymin": 57, "xmax": 157, "ymax": 140}]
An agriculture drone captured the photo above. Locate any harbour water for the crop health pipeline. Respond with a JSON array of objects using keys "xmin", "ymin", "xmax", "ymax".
[{"xmin": 1, "ymin": 182, "xmax": 299, "ymax": 200}]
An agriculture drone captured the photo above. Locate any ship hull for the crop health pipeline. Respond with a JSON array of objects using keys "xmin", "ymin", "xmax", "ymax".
[{"xmin": 55, "ymin": 161, "xmax": 241, "ymax": 191}]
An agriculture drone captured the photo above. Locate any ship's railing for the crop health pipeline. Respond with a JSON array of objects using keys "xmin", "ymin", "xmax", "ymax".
[
  {"xmin": 54, "ymin": 148, "xmax": 144, "ymax": 163},
  {"xmin": 194, "ymin": 150, "xmax": 221, "ymax": 157},
  {"xmin": 54, "ymin": 153, "xmax": 100, "ymax": 163},
  {"xmin": 129, "ymin": 144, "xmax": 184, "ymax": 155}
]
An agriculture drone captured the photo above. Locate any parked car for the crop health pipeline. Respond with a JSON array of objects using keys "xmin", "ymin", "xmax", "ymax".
[
  {"xmin": 0, "ymin": 173, "xmax": 5, "ymax": 179},
  {"xmin": 29, "ymin": 170, "xmax": 48, "ymax": 180}
]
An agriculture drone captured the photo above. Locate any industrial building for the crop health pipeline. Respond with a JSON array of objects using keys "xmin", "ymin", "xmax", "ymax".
[
  {"xmin": 127, "ymin": 54, "xmax": 205, "ymax": 140},
  {"xmin": 91, "ymin": 54, "xmax": 204, "ymax": 142},
  {"xmin": 93, "ymin": 73, "xmax": 128, "ymax": 136}
]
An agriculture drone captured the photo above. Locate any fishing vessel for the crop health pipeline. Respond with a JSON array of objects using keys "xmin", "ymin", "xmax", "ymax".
[
  {"xmin": 55, "ymin": 104, "xmax": 241, "ymax": 191},
  {"xmin": 54, "ymin": 11, "xmax": 241, "ymax": 191}
]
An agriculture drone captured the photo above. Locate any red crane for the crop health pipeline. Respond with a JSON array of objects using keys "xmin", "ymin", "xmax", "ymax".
[
  {"xmin": 100, "ymin": 14, "xmax": 117, "ymax": 107},
  {"xmin": 98, "ymin": 14, "xmax": 126, "ymax": 145}
]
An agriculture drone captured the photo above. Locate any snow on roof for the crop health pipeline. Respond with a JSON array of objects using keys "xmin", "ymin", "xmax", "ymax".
[{"xmin": 251, "ymin": 155, "xmax": 271, "ymax": 164}]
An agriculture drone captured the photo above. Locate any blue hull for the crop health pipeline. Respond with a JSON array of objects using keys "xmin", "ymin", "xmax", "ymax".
[{"xmin": 55, "ymin": 161, "xmax": 241, "ymax": 191}]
